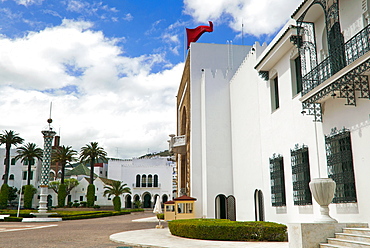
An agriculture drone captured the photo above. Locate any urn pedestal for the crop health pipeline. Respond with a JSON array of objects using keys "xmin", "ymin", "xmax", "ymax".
[{"xmin": 309, "ymin": 178, "xmax": 337, "ymax": 223}]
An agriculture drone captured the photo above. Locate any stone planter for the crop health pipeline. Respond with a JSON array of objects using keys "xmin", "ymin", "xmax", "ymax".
[{"xmin": 309, "ymin": 178, "xmax": 337, "ymax": 223}]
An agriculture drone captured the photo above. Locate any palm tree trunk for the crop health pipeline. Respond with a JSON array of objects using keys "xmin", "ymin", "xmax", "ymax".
[
  {"xmin": 3, "ymin": 145, "xmax": 11, "ymax": 185},
  {"xmin": 90, "ymin": 157, "xmax": 95, "ymax": 184},
  {"xmin": 27, "ymin": 162, "xmax": 31, "ymax": 185},
  {"xmin": 61, "ymin": 162, "xmax": 66, "ymax": 184}
]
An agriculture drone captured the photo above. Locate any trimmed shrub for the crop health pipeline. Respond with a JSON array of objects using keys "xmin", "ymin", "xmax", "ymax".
[
  {"xmin": 80, "ymin": 201, "xmax": 87, "ymax": 207},
  {"xmin": 58, "ymin": 184, "xmax": 67, "ymax": 207},
  {"xmin": 112, "ymin": 196, "xmax": 121, "ymax": 211},
  {"xmin": 86, "ymin": 184, "xmax": 95, "ymax": 207},
  {"xmin": 157, "ymin": 213, "xmax": 164, "ymax": 220},
  {"xmin": 0, "ymin": 184, "xmax": 9, "ymax": 209},
  {"xmin": 93, "ymin": 205, "xmax": 100, "ymax": 209},
  {"xmin": 168, "ymin": 219, "xmax": 287, "ymax": 242},
  {"xmin": 4, "ymin": 216, "xmax": 22, "ymax": 222},
  {"xmin": 23, "ymin": 185, "xmax": 37, "ymax": 209}
]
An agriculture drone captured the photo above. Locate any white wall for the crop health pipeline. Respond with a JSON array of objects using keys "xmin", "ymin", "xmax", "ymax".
[
  {"xmin": 188, "ymin": 43, "xmax": 252, "ymax": 218},
  {"xmin": 108, "ymin": 157, "xmax": 175, "ymax": 207}
]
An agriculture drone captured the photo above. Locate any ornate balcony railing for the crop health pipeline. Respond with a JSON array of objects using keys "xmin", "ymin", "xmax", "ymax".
[
  {"xmin": 132, "ymin": 183, "xmax": 161, "ymax": 188},
  {"xmin": 302, "ymin": 24, "xmax": 370, "ymax": 96}
]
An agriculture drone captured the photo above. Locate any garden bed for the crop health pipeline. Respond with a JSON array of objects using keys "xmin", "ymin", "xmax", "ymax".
[{"xmin": 0, "ymin": 209, "xmax": 144, "ymax": 221}]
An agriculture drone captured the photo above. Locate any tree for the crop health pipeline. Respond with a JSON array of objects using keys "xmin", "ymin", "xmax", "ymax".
[
  {"xmin": 79, "ymin": 142, "xmax": 107, "ymax": 207},
  {"xmin": 0, "ymin": 130, "xmax": 24, "ymax": 185},
  {"xmin": 52, "ymin": 145, "xmax": 77, "ymax": 184},
  {"xmin": 15, "ymin": 143, "xmax": 43, "ymax": 185},
  {"xmin": 49, "ymin": 178, "xmax": 79, "ymax": 207},
  {"xmin": 48, "ymin": 178, "xmax": 79, "ymax": 194},
  {"xmin": 103, "ymin": 181, "xmax": 131, "ymax": 211},
  {"xmin": 8, "ymin": 186, "xmax": 17, "ymax": 205}
]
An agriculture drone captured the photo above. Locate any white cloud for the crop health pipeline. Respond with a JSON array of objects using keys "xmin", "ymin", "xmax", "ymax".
[
  {"xmin": 184, "ymin": 0, "xmax": 302, "ymax": 36},
  {"xmin": 0, "ymin": 20, "xmax": 181, "ymax": 158},
  {"xmin": 14, "ymin": 0, "xmax": 44, "ymax": 6}
]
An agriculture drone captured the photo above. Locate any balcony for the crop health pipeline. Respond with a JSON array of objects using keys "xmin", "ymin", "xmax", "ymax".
[
  {"xmin": 300, "ymin": 24, "xmax": 370, "ymax": 122},
  {"xmin": 132, "ymin": 183, "xmax": 161, "ymax": 189},
  {"xmin": 169, "ymin": 134, "xmax": 186, "ymax": 154}
]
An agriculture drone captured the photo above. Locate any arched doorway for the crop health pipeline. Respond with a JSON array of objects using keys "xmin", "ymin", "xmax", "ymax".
[
  {"xmin": 126, "ymin": 195, "xmax": 132, "ymax": 209},
  {"xmin": 254, "ymin": 189, "xmax": 265, "ymax": 221},
  {"xmin": 143, "ymin": 193, "xmax": 151, "ymax": 208},
  {"xmin": 215, "ymin": 194, "xmax": 236, "ymax": 220},
  {"xmin": 133, "ymin": 194, "xmax": 140, "ymax": 208},
  {"xmin": 47, "ymin": 195, "xmax": 52, "ymax": 209},
  {"xmin": 215, "ymin": 194, "xmax": 227, "ymax": 219},
  {"xmin": 162, "ymin": 194, "xmax": 168, "ymax": 204}
]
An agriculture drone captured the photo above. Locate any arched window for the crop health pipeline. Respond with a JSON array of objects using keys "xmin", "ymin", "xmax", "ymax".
[
  {"xmin": 9, "ymin": 174, "xmax": 14, "ymax": 180},
  {"xmin": 136, "ymin": 174, "xmax": 141, "ymax": 187},
  {"xmin": 148, "ymin": 175, "xmax": 153, "ymax": 187},
  {"xmin": 49, "ymin": 171, "xmax": 55, "ymax": 181},
  {"xmin": 254, "ymin": 189, "xmax": 265, "ymax": 221},
  {"xmin": 154, "ymin": 175, "xmax": 158, "ymax": 187},
  {"xmin": 142, "ymin": 175, "xmax": 147, "ymax": 187}
]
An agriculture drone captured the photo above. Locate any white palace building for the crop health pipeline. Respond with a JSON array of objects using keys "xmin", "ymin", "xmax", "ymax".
[{"xmin": 170, "ymin": 0, "xmax": 370, "ymax": 226}]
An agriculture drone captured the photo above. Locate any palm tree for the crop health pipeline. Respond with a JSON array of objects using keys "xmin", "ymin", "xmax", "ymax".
[
  {"xmin": 79, "ymin": 142, "xmax": 107, "ymax": 184},
  {"xmin": 52, "ymin": 145, "xmax": 77, "ymax": 184},
  {"xmin": 79, "ymin": 142, "xmax": 107, "ymax": 207},
  {"xmin": 15, "ymin": 143, "xmax": 43, "ymax": 185},
  {"xmin": 103, "ymin": 181, "xmax": 131, "ymax": 211},
  {"xmin": 0, "ymin": 130, "xmax": 24, "ymax": 185}
]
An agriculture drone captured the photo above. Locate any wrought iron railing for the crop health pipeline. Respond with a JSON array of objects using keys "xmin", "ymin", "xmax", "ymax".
[{"xmin": 302, "ymin": 24, "xmax": 370, "ymax": 95}]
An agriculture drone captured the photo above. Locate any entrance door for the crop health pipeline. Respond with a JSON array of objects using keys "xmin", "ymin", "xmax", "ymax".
[
  {"xmin": 215, "ymin": 194, "xmax": 227, "ymax": 219},
  {"xmin": 143, "ymin": 194, "xmax": 151, "ymax": 208},
  {"xmin": 126, "ymin": 195, "xmax": 132, "ymax": 208}
]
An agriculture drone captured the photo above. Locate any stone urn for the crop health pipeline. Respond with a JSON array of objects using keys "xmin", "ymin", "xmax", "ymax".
[{"xmin": 309, "ymin": 178, "xmax": 338, "ymax": 223}]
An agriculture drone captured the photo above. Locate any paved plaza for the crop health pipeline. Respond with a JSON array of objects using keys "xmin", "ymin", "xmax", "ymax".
[{"xmin": 0, "ymin": 212, "xmax": 289, "ymax": 248}]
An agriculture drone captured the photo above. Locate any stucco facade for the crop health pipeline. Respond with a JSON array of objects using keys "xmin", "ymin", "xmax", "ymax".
[{"xmin": 173, "ymin": 0, "xmax": 370, "ymax": 224}]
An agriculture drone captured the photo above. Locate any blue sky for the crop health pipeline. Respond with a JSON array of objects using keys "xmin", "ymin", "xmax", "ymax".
[{"xmin": 0, "ymin": 0, "xmax": 302, "ymax": 158}]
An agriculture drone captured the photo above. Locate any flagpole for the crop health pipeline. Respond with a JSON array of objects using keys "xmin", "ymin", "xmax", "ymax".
[{"xmin": 17, "ymin": 177, "xmax": 23, "ymax": 217}]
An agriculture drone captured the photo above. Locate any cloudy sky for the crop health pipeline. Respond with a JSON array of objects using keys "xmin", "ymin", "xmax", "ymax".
[{"xmin": 0, "ymin": 0, "xmax": 302, "ymax": 158}]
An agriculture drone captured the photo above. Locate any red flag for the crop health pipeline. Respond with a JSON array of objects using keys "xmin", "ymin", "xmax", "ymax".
[{"xmin": 186, "ymin": 21, "xmax": 213, "ymax": 49}]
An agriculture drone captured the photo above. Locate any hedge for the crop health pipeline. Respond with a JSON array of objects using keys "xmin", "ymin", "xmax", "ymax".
[
  {"xmin": 0, "ymin": 184, "xmax": 9, "ymax": 209},
  {"xmin": 86, "ymin": 184, "xmax": 95, "ymax": 207},
  {"xmin": 57, "ymin": 211, "xmax": 131, "ymax": 220},
  {"xmin": 0, "ymin": 209, "xmax": 144, "ymax": 221},
  {"xmin": 23, "ymin": 185, "xmax": 37, "ymax": 209},
  {"xmin": 168, "ymin": 219, "xmax": 287, "ymax": 242},
  {"xmin": 3, "ymin": 216, "xmax": 23, "ymax": 222},
  {"xmin": 58, "ymin": 184, "xmax": 67, "ymax": 207}
]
